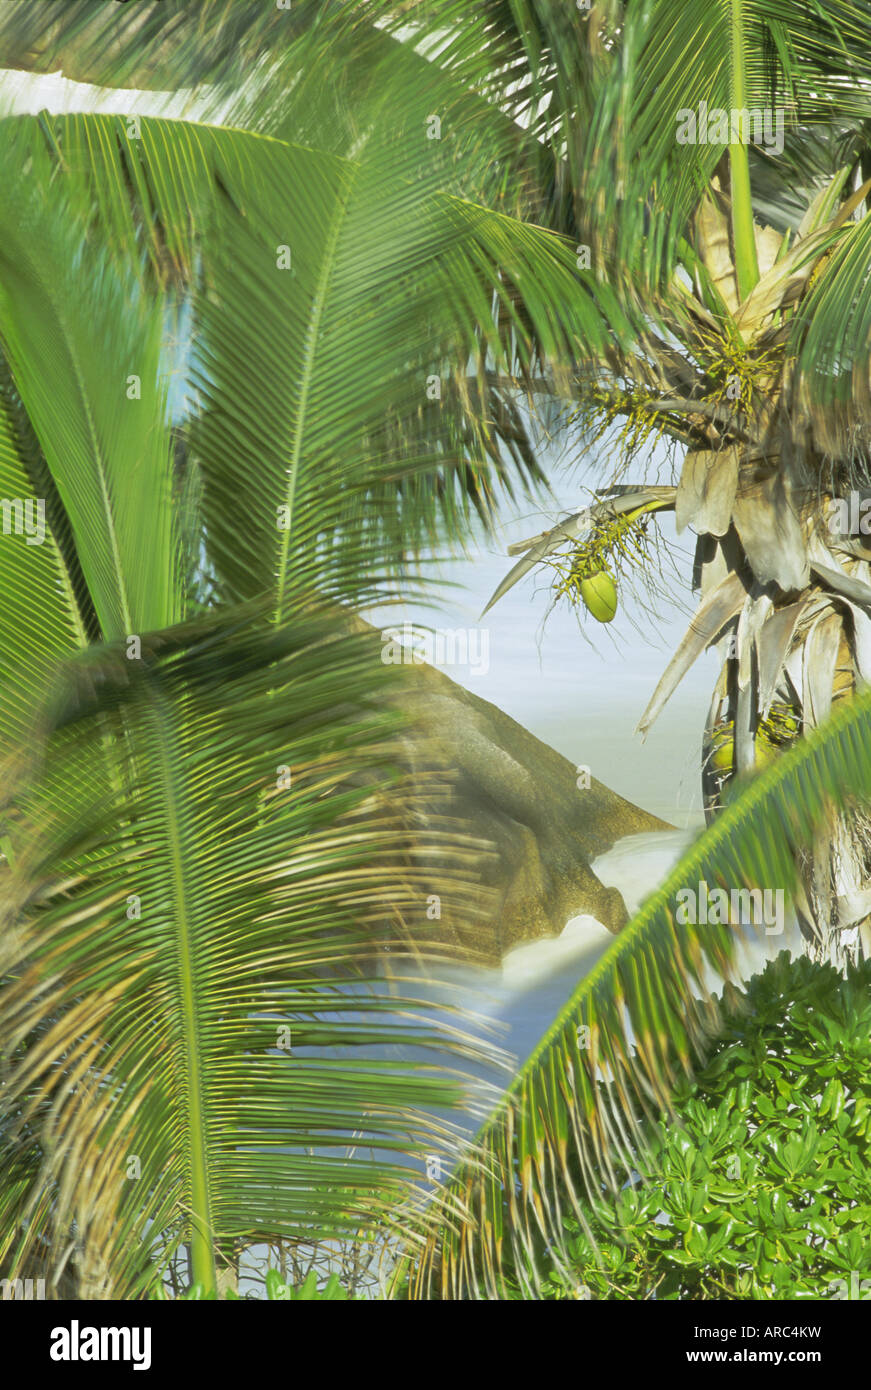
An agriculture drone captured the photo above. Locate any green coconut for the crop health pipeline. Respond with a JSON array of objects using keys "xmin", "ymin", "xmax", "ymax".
[
  {"xmin": 709, "ymin": 722, "xmax": 781, "ymax": 777},
  {"xmin": 709, "ymin": 728, "xmax": 734, "ymax": 775},
  {"xmin": 579, "ymin": 569, "xmax": 618, "ymax": 623}
]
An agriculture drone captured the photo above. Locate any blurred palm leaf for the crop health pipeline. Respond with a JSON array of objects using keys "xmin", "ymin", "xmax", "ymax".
[
  {"xmin": 0, "ymin": 0, "xmax": 316, "ymax": 93},
  {"xmin": 0, "ymin": 607, "xmax": 502, "ymax": 1298},
  {"xmin": 1, "ymin": 23, "xmax": 634, "ymax": 1297}
]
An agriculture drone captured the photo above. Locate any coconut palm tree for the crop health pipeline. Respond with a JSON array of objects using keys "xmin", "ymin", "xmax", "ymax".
[{"xmin": 475, "ymin": 0, "xmax": 871, "ymax": 969}]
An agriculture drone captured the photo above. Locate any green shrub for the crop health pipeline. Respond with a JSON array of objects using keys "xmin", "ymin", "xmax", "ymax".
[
  {"xmin": 153, "ymin": 1269, "xmax": 354, "ymax": 1300},
  {"xmin": 264, "ymin": 1269, "xmax": 353, "ymax": 1301},
  {"xmin": 512, "ymin": 952, "xmax": 871, "ymax": 1300}
]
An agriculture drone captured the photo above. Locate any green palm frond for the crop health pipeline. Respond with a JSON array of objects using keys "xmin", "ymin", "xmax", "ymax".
[
  {"xmin": 403, "ymin": 684, "xmax": 871, "ymax": 1299},
  {"xmin": 0, "ymin": 0, "xmax": 320, "ymax": 96},
  {"xmin": 0, "ymin": 129, "xmax": 180, "ymax": 644},
  {"xmin": 0, "ymin": 87, "xmax": 629, "ymax": 746},
  {"xmin": 789, "ymin": 209, "xmax": 871, "ymax": 452},
  {"xmin": 0, "ymin": 132, "xmax": 187, "ymax": 779},
  {"xmin": 0, "ymin": 364, "xmax": 87, "ymax": 752},
  {"xmin": 0, "ymin": 0, "xmax": 559, "ymax": 232},
  {"xmin": 0, "ymin": 81, "xmax": 553, "ymax": 1299},
  {"xmin": 4, "ymin": 99, "xmax": 631, "ymax": 555},
  {"xmin": 0, "ymin": 607, "xmax": 504, "ymax": 1299},
  {"xmin": 187, "ymin": 98, "xmax": 476, "ymax": 613}
]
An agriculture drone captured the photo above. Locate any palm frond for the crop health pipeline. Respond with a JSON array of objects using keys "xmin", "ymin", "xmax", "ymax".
[
  {"xmin": 0, "ymin": 607, "xmax": 504, "ymax": 1298},
  {"xmin": 0, "ymin": 123, "xmax": 181, "ymax": 645},
  {"xmin": 5, "ymin": 102, "xmax": 633, "ymax": 557},
  {"xmin": 0, "ymin": 361, "xmax": 87, "ymax": 753},
  {"xmin": 0, "ymin": 0, "xmax": 318, "ymax": 97},
  {"xmin": 790, "ymin": 209, "xmax": 871, "ymax": 452}
]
